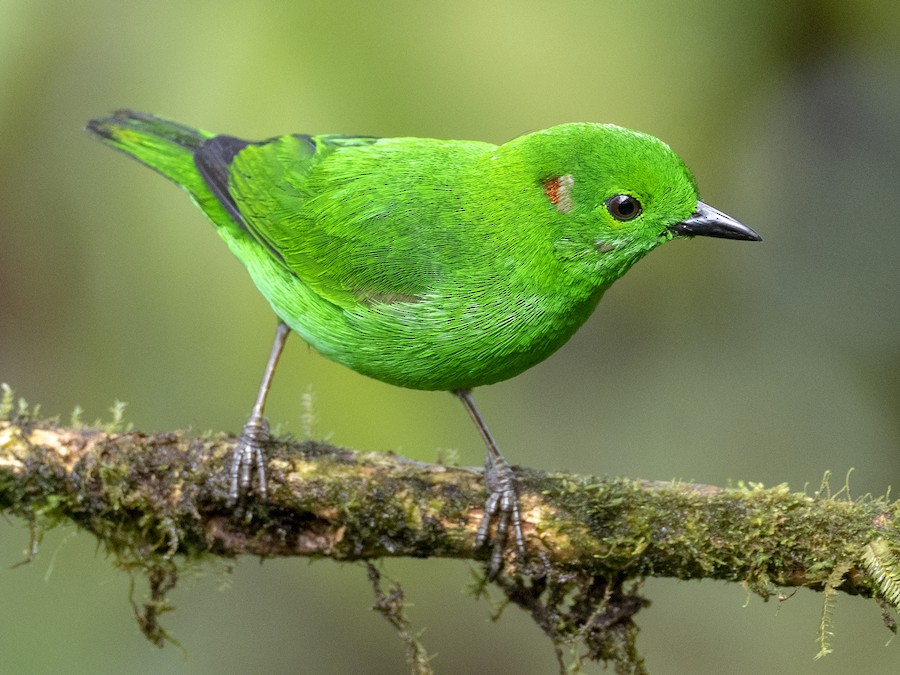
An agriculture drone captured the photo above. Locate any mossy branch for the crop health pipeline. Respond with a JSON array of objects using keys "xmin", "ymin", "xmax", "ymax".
[
  {"xmin": 2, "ymin": 416, "xmax": 897, "ymax": 585},
  {"xmin": 1, "ymin": 410, "xmax": 899, "ymax": 671}
]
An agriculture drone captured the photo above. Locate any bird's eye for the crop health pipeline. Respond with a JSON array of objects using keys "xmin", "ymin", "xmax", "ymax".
[{"xmin": 605, "ymin": 194, "xmax": 642, "ymax": 221}]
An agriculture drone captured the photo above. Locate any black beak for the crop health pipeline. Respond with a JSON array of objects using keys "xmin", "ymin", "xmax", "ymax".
[{"xmin": 669, "ymin": 201, "xmax": 762, "ymax": 241}]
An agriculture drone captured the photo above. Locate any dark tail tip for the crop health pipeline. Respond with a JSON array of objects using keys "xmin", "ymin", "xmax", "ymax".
[
  {"xmin": 85, "ymin": 108, "xmax": 140, "ymax": 137},
  {"xmin": 85, "ymin": 109, "xmax": 206, "ymax": 151}
]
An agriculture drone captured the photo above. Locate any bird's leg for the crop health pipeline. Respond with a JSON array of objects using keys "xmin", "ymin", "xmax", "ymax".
[
  {"xmin": 229, "ymin": 321, "xmax": 291, "ymax": 502},
  {"xmin": 454, "ymin": 389, "xmax": 526, "ymax": 577}
]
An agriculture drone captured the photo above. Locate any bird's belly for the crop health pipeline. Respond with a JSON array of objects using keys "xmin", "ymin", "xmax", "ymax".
[{"xmin": 297, "ymin": 291, "xmax": 600, "ymax": 391}]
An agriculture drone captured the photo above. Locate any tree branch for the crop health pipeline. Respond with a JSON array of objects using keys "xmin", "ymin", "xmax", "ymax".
[{"xmin": 2, "ymin": 413, "xmax": 898, "ymax": 670}]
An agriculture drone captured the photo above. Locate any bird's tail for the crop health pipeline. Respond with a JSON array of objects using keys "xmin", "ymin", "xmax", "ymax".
[{"xmin": 86, "ymin": 109, "xmax": 214, "ymax": 198}]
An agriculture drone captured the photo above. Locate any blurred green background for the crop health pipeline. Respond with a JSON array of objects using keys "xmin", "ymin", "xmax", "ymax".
[{"xmin": 2, "ymin": 0, "xmax": 899, "ymax": 672}]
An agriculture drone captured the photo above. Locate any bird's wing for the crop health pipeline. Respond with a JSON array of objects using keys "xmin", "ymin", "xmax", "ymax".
[{"xmin": 196, "ymin": 133, "xmax": 473, "ymax": 309}]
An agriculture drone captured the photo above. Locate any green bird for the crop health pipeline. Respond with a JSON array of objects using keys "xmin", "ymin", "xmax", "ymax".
[{"xmin": 87, "ymin": 110, "xmax": 760, "ymax": 574}]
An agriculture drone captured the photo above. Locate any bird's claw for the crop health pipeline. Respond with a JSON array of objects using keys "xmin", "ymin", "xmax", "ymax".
[
  {"xmin": 475, "ymin": 456, "xmax": 525, "ymax": 578},
  {"xmin": 228, "ymin": 414, "xmax": 270, "ymax": 503}
]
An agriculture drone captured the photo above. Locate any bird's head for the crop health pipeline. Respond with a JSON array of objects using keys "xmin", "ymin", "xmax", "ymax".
[{"xmin": 506, "ymin": 123, "xmax": 760, "ymax": 280}]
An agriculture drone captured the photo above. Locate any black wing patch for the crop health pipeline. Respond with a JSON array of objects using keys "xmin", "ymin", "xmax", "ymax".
[
  {"xmin": 195, "ymin": 135, "xmax": 251, "ymax": 228},
  {"xmin": 194, "ymin": 135, "xmax": 287, "ymax": 265}
]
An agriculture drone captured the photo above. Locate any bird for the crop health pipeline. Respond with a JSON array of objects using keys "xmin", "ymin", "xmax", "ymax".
[{"xmin": 87, "ymin": 110, "xmax": 761, "ymax": 575}]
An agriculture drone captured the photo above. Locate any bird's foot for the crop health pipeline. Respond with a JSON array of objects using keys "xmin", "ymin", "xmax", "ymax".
[
  {"xmin": 228, "ymin": 413, "xmax": 270, "ymax": 503},
  {"xmin": 475, "ymin": 456, "xmax": 526, "ymax": 578}
]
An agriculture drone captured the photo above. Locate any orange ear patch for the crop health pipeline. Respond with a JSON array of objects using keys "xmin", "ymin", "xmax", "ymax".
[
  {"xmin": 544, "ymin": 177, "xmax": 562, "ymax": 204},
  {"xmin": 543, "ymin": 174, "xmax": 575, "ymax": 214}
]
